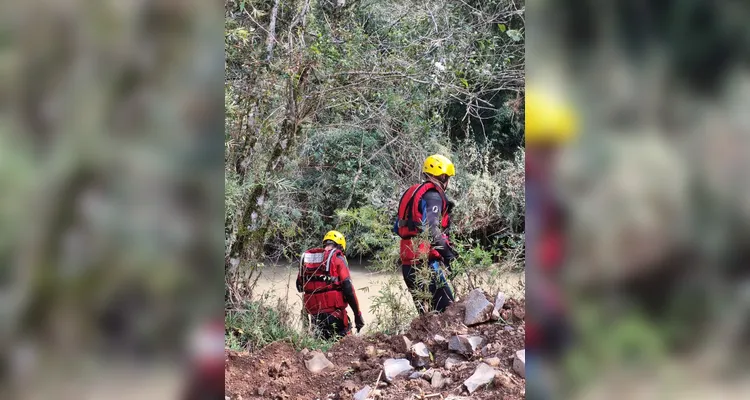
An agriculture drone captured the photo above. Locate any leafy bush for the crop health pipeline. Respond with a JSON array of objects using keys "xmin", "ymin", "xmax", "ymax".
[
  {"xmin": 335, "ymin": 206, "xmax": 394, "ymax": 257},
  {"xmin": 225, "ymin": 296, "xmax": 335, "ymax": 353},
  {"xmin": 369, "ymin": 275, "xmax": 419, "ymax": 334}
]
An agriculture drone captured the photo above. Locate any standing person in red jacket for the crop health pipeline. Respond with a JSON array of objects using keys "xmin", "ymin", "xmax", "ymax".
[
  {"xmin": 525, "ymin": 85, "xmax": 578, "ymax": 399},
  {"xmin": 394, "ymin": 154, "xmax": 458, "ymax": 314},
  {"xmin": 296, "ymin": 230, "xmax": 364, "ymax": 339}
]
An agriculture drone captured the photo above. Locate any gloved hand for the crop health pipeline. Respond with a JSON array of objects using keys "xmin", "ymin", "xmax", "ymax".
[
  {"xmin": 443, "ymin": 234, "xmax": 459, "ymax": 260},
  {"xmin": 355, "ymin": 313, "xmax": 365, "ymax": 333},
  {"xmin": 442, "ymin": 256, "xmax": 453, "ymax": 271},
  {"xmin": 446, "ymin": 200, "xmax": 456, "ymax": 214}
]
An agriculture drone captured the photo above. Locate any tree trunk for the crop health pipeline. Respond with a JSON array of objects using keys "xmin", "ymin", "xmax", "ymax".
[{"xmin": 265, "ymin": 0, "xmax": 281, "ymax": 63}]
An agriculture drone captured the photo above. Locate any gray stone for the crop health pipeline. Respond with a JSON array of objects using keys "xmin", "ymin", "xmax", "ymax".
[
  {"xmin": 513, "ymin": 349, "xmax": 525, "ymax": 378},
  {"xmin": 504, "ymin": 325, "xmax": 514, "ymax": 332},
  {"xmin": 353, "ymin": 385, "xmax": 372, "ymax": 400},
  {"xmin": 383, "ymin": 358, "xmax": 414, "ymax": 382},
  {"xmin": 444, "ymin": 356, "xmax": 465, "ymax": 370},
  {"xmin": 464, "ymin": 289, "xmax": 494, "ymax": 326},
  {"xmin": 408, "ymin": 372, "xmax": 423, "ymax": 380},
  {"xmin": 410, "ymin": 342, "xmax": 431, "ymax": 368},
  {"xmin": 412, "ymin": 342, "xmax": 430, "ymax": 357},
  {"xmin": 434, "ymin": 334, "xmax": 446, "ymax": 344},
  {"xmin": 403, "ymin": 336, "xmax": 412, "ymax": 351},
  {"xmin": 448, "ymin": 335, "xmax": 485, "ymax": 356},
  {"xmin": 463, "ymin": 363, "xmax": 498, "ymax": 394},
  {"xmin": 409, "ymin": 369, "xmax": 434, "ymax": 381},
  {"xmin": 431, "ymin": 371, "xmax": 446, "ymax": 389},
  {"xmin": 304, "ymin": 351, "xmax": 334, "ymax": 374},
  {"xmin": 494, "ymin": 292, "xmax": 506, "ymax": 314}
]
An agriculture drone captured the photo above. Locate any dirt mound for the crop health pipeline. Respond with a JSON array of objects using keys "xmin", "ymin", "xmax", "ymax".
[{"xmin": 225, "ymin": 292, "xmax": 526, "ymax": 399}]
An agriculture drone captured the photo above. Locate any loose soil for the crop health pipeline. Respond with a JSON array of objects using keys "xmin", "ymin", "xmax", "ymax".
[{"xmin": 226, "ymin": 294, "xmax": 526, "ymax": 399}]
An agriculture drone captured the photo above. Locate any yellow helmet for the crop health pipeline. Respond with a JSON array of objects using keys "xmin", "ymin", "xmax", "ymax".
[
  {"xmin": 423, "ymin": 154, "xmax": 455, "ymax": 177},
  {"xmin": 525, "ymin": 86, "xmax": 579, "ymax": 145},
  {"xmin": 322, "ymin": 230, "xmax": 346, "ymax": 250}
]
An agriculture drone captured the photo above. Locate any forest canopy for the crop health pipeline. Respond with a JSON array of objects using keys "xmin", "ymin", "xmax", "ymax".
[{"xmin": 224, "ymin": 0, "xmax": 526, "ymax": 300}]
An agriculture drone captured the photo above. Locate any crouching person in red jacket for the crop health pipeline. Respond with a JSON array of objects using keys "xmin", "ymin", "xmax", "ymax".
[{"xmin": 297, "ymin": 230, "xmax": 364, "ymax": 339}]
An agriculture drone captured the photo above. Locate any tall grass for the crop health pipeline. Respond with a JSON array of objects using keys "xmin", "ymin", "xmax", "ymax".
[{"xmin": 225, "ymin": 297, "xmax": 335, "ymax": 353}]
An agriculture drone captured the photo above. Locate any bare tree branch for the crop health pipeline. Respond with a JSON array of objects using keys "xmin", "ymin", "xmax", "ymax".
[{"xmin": 265, "ymin": 0, "xmax": 281, "ymax": 63}]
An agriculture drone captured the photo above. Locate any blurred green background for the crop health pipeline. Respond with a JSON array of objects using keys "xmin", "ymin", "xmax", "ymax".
[
  {"xmin": 0, "ymin": 1, "xmax": 225, "ymax": 398},
  {"xmin": 529, "ymin": 0, "xmax": 750, "ymax": 397}
]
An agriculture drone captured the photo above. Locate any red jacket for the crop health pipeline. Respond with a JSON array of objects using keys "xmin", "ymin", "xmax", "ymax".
[
  {"xmin": 296, "ymin": 247, "xmax": 361, "ymax": 322},
  {"xmin": 394, "ymin": 182, "xmax": 454, "ymax": 265}
]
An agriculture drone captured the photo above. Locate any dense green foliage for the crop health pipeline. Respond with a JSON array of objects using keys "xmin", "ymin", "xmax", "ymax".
[
  {"xmin": 226, "ymin": 297, "xmax": 335, "ymax": 352},
  {"xmin": 224, "ymin": 0, "xmax": 525, "ymax": 304}
]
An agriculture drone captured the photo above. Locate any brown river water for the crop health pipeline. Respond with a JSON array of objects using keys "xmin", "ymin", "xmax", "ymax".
[
  {"xmin": 254, "ymin": 262, "xmax": 396, "ymax": 333},
  {"xmin": 254, "ymin": 262, "xmax": 525, "ymax": 333}
]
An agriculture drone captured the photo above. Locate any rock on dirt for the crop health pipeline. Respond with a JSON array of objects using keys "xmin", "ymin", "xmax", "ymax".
[
  {"xmin": 492, "ymin": 292, "xmax": 506, "ymax": 320},
  {"xmin": 410, "ymin": 342, "xmax": 431, "ymax": 368},
  {"xmin": 365, "ymin": 345, "xmax": 377, "ymax": 359},
  {"xmin": 383, "ymin": 358, "xmax": 414, "ymax": 382},
  {"xmin": 403, "ymin": 336, "xmax": 413, "ymax": 351},
  {"xmin": 513, "ymin": 349, "xmax": 525, "ymax": 378},
  {"xmin": 445, "ymin": 355, "xmax": 466, "ymax": 370},
  {"xmin": 339, "ymin": 380, "xmax": 358, "ymax": 397},
  {"xmin": 494, "ymin": 371, "xmax": 513, "ymax": 388},
  {"xmin": 464, "ymin": 362, "xmax": 498, "ymax": 394},
  {"xmin": 448, "ymin": 335, "xmax": 485, "ymax": 356},
  {"xmin": 431, "ymin": 371, "xmax": 446, "ymax": 389},
  {"xmin": 353, "ymin": 385, "xmax": 372, "ymax": 400},
  {"xmin": 464, "ymin": 288, "xmax": 495, "ymax": 325},
  {"xmin": 304, "ymin": 351, "xmax": 334, "ymax": 374},
  {"xmin": 481, "ymin": 343, "xmax": 503, "ymax": 357},
  {"xmin": 494, "ymin": 292, "xmax": 506, "ymax": 312},
  {"xmin": 434, "ymin": 334, "xmax": 446, "ymax": 344},
  {"xmin": 484, "ymin": 356, "xmax": 501, "ymax": 367},
  {"xmin": 225, "ymin": 296, "xmax": 528, "ymax": 400},
  {"xmin": 409, "ymin": 369, "xmax": 434, "ymax": 381}
]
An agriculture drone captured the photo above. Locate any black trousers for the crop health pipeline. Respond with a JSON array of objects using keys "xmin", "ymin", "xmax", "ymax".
[
  {"xmin": 402, "ymin": 260, "xmax": 455, "ymax": 314},
  {"xmin": 312, "ymin": 312, "xmax": 350, "ymax": 340}
]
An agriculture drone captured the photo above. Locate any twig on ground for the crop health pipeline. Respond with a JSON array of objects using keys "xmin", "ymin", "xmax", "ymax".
[{"xmin": 365, "ymin": 369, "xmax": 383, "ymax": 400}]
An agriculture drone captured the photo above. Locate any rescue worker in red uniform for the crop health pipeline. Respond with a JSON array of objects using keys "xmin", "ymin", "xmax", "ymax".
[
  {"xmin": 524, "ymin": 85, "xmax": 578, "ymax": 399},
  {"xmin": 394, "ymin": 154, "xmax": 458, "ymax": 314},
  {"xmin": 296, "ymin": 230, "xmax": 364, "ymax": 339}
]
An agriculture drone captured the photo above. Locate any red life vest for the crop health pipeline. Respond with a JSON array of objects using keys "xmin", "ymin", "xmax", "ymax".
[
  {"xmin": 298, "ymin": 248, "xmax": 347, "ymax": 315},
  {"xmin": 395, "ymin": 182, "xmax": 450, "ymax": 239}
]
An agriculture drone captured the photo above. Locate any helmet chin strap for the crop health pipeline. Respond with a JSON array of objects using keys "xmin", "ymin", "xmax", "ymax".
[{"xmin": 426, "ymin": 174, "xmax": 447, "ymax": 190}]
